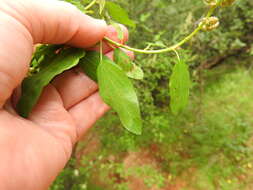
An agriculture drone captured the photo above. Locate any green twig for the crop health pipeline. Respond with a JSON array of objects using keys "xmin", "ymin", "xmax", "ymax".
[
  {"xmin": 104, "ymin": 6, "xmax": 217, "ymax": 54},
  {"xmin": 85, "ymin": 0, "xmax": 97, "ymax": 10}
]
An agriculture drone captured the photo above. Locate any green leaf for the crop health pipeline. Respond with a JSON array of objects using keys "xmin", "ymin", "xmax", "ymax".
[
  {"xmin": 30, "ymin": 45, "xmax": 63, "ymax": 72},
  {"xmin": 105, "ymin": 2, "xmax": 136, "ymax": 28},
  {"xmin": 98, "ymin": 57, "xmax": 142, "ymax": 135},
  {"xmin": 79, "ymin": 51, "xmax": 143, "ymax": 134},
  {"xmin": 17, "ymin": 48, "xmax": 85, "ymax": 117},
  {"xmin": 110, "ymin": 22, "xmax": 124, "ymax": 40},
  {"xmin": 126, "ymin": 65, "xmax": 144, "ymax": 80},
  {"xmin": 114, "ymin": 48, "xmax": 133, "ymax": 72},
  {"xmin": 79, "ymin": 51, "xmax": 100, "ymax": 82},
  {"xmin": 169, "ymin": 59, "xmax": 191, "ymax": 115},
  {"xmin": 114, "ymin": 48, "xmax": 144, "ymax": 80}
]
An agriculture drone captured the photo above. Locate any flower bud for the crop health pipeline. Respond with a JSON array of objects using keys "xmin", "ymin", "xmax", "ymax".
[{"xmin": 199, "ymin": 16, "xmax": 220, "ymax": 31}]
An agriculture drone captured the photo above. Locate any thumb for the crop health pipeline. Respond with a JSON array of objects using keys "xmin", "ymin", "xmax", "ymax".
[{"xmin": 0, "ymin": 0, "xmax": 107, "ymax": 107}]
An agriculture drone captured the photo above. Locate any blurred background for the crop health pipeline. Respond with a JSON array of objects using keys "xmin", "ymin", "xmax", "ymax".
[{"xmin": 51, "ymin": 0, "xmax": 253, "ymax": 189}]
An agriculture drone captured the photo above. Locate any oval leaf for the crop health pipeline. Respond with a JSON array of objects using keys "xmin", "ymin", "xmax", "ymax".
[
  {"xmin": 98, "ymin": 58, "xmax": 142, "ymax": 135},
  {"xmin": 79, "ymin": 51, "xmax": 100, "ymax": 82},
  {"xmin": 17, "ymin": 48, "xmax": 85, "ymax": 117},
  {"xmin": 114, "ymin": 48, "xmax": 144, "ymax": 80},
  {"xmin": 110, "ymin": 22, "xmax": 124, "ymax": 40},
  {"xmin": 126, "ymin": 65, "xmax": 144, "ymax": 80},
  {"xmin": 114, "ymin": 48, "xmax": 134, "ymax": 72},
  {"xmin": 105, "ymin": 2, "xmax": 136, "ymax": 28},
  {"xmin": 169, "ymin": 59, "xmax": 191, "ymax": 115}
]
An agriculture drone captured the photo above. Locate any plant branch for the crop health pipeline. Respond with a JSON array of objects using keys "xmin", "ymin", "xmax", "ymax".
[
  {"xmin": 104, "ymin": 6, "xmax": 217, "ymax": 54},
  {"xmin": 85, "ymin": 0, "xmax": 97, "ymax": 10}
]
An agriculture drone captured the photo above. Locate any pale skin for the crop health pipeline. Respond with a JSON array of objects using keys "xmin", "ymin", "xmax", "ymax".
[{"xmin": 0, "ymin": 0, "xmax": 133, "ymax": 189}]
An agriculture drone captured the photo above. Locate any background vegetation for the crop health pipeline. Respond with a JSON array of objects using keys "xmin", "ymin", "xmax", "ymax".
[{"xmin": 51, "ymin": 0, "xmax": 253, "ymax": 189}]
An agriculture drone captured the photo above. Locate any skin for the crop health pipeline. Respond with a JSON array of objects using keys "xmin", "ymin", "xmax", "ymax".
[{"xmin": 0, "ymin": 0, "xmax": 133, "ymax": 189}]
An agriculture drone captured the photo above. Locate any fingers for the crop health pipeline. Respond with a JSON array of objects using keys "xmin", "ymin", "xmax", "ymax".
[
  {"xmin": 2, "ymin": 0, "xmax": 107, "ymax": 46},
  {"xmin": 51, "ymin": 67, "xmax": 98, "ymax": 109},
  {"xmin": 29, "ymin": 85, "xmax": 109, "ymax": 142},
  {"xmin": 68, "ymin": 92, "xmax": 110, "ymax": 140},
  {"xmin": 0, "ymin": 0, "xmax": 107, "ymax": 107},
  {"xmin": 54, "ymin": 49, "xmax": 133, "ymax": 139},
  {"xmin": 0, "ymin": 10, "xmax": 33, "ymax": 108},
  {"xmin": 50, "ymin": 49, "xmax": 134, "ymax": 110},
  {"xmin": 28, "ymin": 84, "xmax": 77, "ymax": 153},
  {"xmin": 90, "ymin": 24, "xmax": 129, "ymax": 54},
  {"xmin": 28, "ymin": 47, "xmax": 133, "ymax": 143},
  {"xmin": 106, "ymin": 49, "xmax": 135, "ymax": 60}
]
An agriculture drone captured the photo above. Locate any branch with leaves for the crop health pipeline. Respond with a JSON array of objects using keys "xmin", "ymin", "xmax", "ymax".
[{"xmin": 17, "ymin": 0, "xmax": 237, "ymax": 135}]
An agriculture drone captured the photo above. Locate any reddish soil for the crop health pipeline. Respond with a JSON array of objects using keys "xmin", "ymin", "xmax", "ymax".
[{"xmin": 76, "ymin": 136, "xmax": 191, "ymax": 190}]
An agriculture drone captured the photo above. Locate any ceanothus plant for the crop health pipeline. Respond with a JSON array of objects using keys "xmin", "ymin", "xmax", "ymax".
[{"xmin": 17, "ymin": 0, "xmax": 237, "ymax": 135}]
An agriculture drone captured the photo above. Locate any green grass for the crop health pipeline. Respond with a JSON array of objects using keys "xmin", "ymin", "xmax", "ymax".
[{"xmin": 167, "ymin": 65, "xmax": 253, "ymax": 189}]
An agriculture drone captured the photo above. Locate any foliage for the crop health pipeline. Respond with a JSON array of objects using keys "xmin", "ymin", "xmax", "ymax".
[
  {"xmin": 114, "ymin": 48, "xmax": 144, "ymax": 80},
  {"xmin": 17, "ymin": 0, "xmax": 228, "ymax": 134},
  {"xmin": 97, "ymin": 55, "xmax": 142, "ymax": 135},
  {"xmin": 17, "ymin": 47, "xmax": 85, "ymax": 117},
  {"xmin": 41, "ymin": 0, "xmax": 253, "ymax": 189},
  {"xmin": 105, "ymin": 2, "xmax": 136, "ymax": 27},
  {"xmin": 169, "ymin": 59, "xmax": 191, "ymax": 115}
]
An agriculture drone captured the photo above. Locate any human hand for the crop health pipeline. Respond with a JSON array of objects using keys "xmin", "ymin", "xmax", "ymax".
[{"xmin": 0, "ymin": 0, "xmax": 132, "ymax": 189}]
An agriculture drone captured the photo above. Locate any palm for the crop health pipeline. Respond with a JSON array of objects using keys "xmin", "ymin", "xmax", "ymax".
[
  {"xmin": 1, "ymin": 78, "xmax": 108, "ymax": 189},
  {"xmin": 0, "ymin": 109, "xmax": 74, "ymax": 190}
]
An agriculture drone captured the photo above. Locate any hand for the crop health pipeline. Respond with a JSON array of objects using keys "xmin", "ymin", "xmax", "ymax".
[{"xmin": 0, "ymin": 0, "xmax": 132, "ymax": 189}]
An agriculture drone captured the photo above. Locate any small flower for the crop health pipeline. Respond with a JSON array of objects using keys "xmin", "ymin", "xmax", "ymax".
[{"xmin": 199, "ymin": 16, "xmax": 220, "ymax": 31}]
